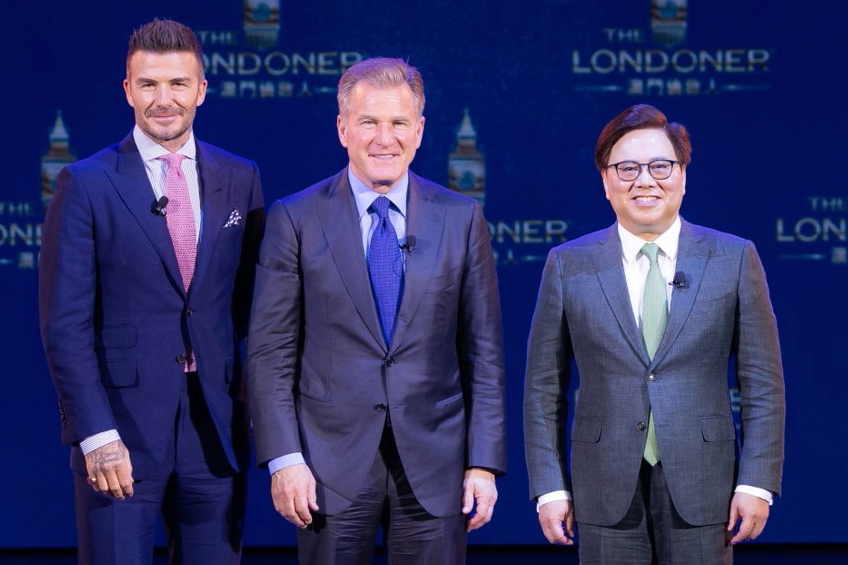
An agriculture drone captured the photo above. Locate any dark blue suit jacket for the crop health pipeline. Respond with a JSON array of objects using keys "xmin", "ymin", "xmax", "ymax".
[
  {"xmin": 39, "ymin": 133, "xmax": 264, "ymax": 479},
  {"xmin": 247, "ymin": 169, "xmax": 506, "ymax": 517}
]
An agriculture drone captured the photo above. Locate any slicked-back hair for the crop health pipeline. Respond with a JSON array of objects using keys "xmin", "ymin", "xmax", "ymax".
[
  {"xmin": 594, "ymin": 104, "xmax": 691, "ymax": 171},
  {"xmin": 126, "ymin": 18, "xmax": 204, "ymax": 78},
  {"xmin": 337, "ymin": 57, "xmax": 425, "ymax": 119}
]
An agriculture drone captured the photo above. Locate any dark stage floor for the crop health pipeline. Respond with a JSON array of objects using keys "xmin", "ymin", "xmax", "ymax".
[{"xmin": 1, "ymin": 545, "xmax": 847, "ymax": 564}]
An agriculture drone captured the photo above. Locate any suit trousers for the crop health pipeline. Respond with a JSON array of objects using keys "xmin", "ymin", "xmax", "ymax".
[
  {"xmin": 296, "ymin": 425, "xmax": 467, "ymax": 565},
  {"xmin": 577, "ymin": 461, "xmax": 732, "ymax": 565},
  {"xmin": 73, "ymin": 373, "xmax": 246, "ymax": 565}
]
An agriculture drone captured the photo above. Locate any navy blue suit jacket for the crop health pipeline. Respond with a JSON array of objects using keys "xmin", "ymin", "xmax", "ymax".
[
  {"xmin": 39, "ymin": 133, "xmax": 264, "ymax": 478},
  {"xmin": 247, "ymin": 169, "xmax": 506, "ymax": 517}
]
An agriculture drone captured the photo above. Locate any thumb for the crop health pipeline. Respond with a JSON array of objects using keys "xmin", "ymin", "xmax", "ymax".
[
  {"xmin": 461, "ymin": 480, "xmax": 474, "ymax": 515},
  {"xmin": 727, "ymin": 504, "xmax": 739, "ymax": 532}
]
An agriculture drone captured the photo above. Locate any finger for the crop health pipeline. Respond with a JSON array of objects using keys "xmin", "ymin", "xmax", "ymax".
[
  {"xmin": 117, "ymin": 464, "xmax": 134, "ymax": 497},
  {"xmin": 280, "ymin": 500, "xmax": 305, "ymax": 528},
  {"xmin": 104, "ymin": 469, "xmax": 126, "ymax": 500},
  {"xmin": 293, "ymin": 493, "xmax": 314, "ymax": 527},
  {"xmin": 730, "ymin": 517, "xmax": 755, "ymax": 544},
  {"xmin": 749, "ymin": 516, "xmax": 767, "ymax": 540},
  {"xmin": 87, "ymin": 475, "xmax": 101, "ymax": 492},
  {"xmin": 466, "ymin": 503, "xmax": 489, "ymax": 532},
  {"xmin": 541, "ymin": 518, "xmax": 569, "ymax": 545}
]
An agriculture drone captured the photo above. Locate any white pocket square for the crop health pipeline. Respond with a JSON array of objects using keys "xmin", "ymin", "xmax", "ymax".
[{"xmin": 224, "ymin": 208, "xmax": 242, "ymax": 228}]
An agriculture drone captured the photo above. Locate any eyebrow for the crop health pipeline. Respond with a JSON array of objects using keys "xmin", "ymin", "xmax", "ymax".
[
  {"xmin": 135, "ymin": 76, "xmax": 193, "ymax": 84},
  {"xmin": 358, "ymin": 114, "xmax": 411, "ymax": 123}
]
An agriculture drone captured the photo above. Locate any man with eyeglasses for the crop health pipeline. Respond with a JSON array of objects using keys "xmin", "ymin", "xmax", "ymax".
[{"xmin": 524, "ymin": 104, "xmax": 785, "ymax": 564}]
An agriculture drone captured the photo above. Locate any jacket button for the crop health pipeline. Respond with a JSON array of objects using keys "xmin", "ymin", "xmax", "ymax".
[
  {"xmin": 176, "ymin": 354, "xmax": 187, "ymax": 363},
  {"xmin": 385, "ymin": 357, "xmax": 396, "ymax": 367},
  {"xmin": 186, "ymin": 309, "xmax": 195, "ymax": 317},
  {"xmin": 374, "ymin": 404, "xmax": 388, "ymax": 412},
  {"xmin": 637, "ymin": 422, "xmax": 647, "ymax": 431},
  {"xmin": 647, "ymin": 373, "xmax": 655, "ymax": 382}
]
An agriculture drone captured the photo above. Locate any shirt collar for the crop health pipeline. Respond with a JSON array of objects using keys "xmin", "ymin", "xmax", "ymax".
[
  {"xmin": 618, "ymin": 216, "xmax": 681, "ymax": 265},
  {"xmin": 133, "ymin": 125, "xmax": 197, "ymax": 162},
  {"xmin": 348, "ymin": 168, "xmax": 408, "ymax": 220}
]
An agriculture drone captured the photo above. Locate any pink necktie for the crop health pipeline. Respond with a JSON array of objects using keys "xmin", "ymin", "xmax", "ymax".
[
  {"xmin": 160, "ymin": 153, "xmax": 196, "ymax": 291},
  {"xmin": 160, "ymin": 153, "xmax": 196, "ymax": 372}
]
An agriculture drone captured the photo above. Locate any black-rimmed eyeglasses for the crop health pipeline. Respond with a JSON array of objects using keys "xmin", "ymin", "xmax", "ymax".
[{"xmin": 606, "ymin": 159, "xmax": 679, "ymax": 181}]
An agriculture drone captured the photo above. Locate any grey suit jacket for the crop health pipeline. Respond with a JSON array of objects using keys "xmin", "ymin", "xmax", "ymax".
[
  {"xmin": 247, "ymin": 168, "xmax": 506, "ymax": 517},
  {"xmin": 523, "ymin": 220, "xmax": 784, "ymax": 526}
]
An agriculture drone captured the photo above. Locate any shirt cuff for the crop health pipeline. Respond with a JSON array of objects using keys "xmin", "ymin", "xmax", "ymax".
[
  {"xmin": 536, "ymin": 490, "xmax": 572, "ymax": 512},
  {"xmin": 79, "ymin": 430, "xmax": 121, "ymax": 456},
  {"xmin": 267, "ymin": 452, "xmax": 306, "ymax": 475},
  {"xmin": 735, "ymin": 485, "xmax": 773, "ymax": 505}
]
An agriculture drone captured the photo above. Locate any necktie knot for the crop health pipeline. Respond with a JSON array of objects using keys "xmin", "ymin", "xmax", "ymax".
[
  {"xmin": 159, "ymin": 152, "xmax": 185, "ymax": 170},
  {"xmin": 641, "ymin": 242, "xmax": 661, "ymax": 264},
  {"xmin": 371, "ymin": 195, "xmax": 391, "ymax": 219}
]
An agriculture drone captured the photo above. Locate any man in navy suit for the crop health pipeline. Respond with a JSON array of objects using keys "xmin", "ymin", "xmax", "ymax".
[
  {"xmin": 524, "ymin": 105, "xmax": 784, "ymax": 564},
  {"xmin": 247, "ymin": 58, "xmax": 506, "ymax": 564},
  {"xmin": 39, "ymin": 19, "xmax": 264, "ymax": 565}
]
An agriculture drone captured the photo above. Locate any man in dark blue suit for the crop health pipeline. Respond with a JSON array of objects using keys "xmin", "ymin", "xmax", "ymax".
[
  {"xmin": 39, "ymin": 19, "xmax": 264, "ymax": 565},
  {"xmin": 247, "ymin": 58, "xmax": 506, "ymax": 564}
]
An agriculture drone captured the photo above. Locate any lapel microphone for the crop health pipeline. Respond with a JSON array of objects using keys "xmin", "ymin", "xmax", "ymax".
[
  {"xmin": 670, "ymin": 271, "xmax": 687, "ymax": 289},
  {"xmin": 399, "ymin": 235, "xmax": 416, "ymax": 253},
  {"xmin": 151, "ymin": 196, "xmax": 169, "ymax": 217}
]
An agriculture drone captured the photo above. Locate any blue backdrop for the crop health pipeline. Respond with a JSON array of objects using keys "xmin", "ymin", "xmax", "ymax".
[{"xmin": 2, "ymin": 0, "xmax": 846, "ymax": 548}]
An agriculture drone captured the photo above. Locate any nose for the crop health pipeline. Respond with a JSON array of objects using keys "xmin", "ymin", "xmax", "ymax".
[
  {"xmin": 634, "ymin": 163, "xmax": 656, "ymax": 186},
  {"xmin": 154, "ymin": 84, "xmax": 172, "ymax": 106},
  {"xmin": 374, "ymin": 122, "xmax": 393, "ymax": 145}
]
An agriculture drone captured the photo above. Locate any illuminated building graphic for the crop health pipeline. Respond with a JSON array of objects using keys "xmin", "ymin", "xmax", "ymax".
[
  {"xmin": 41, "ymin": 111, "xmax": 75, "ymax": 211},
  {"xmin": 448, "ymin": 109, "xmax": 485, "ymax": 208},
  {"xmin": 651, "ymin": 0, "xmax": 687, "ymax": 47},
  {"xmin": 243, "ymin": 0, "xmax": 280, "ymax": 50}
]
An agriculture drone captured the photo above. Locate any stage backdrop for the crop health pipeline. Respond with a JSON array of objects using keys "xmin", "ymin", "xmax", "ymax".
[{"xmin": 2, "ymin": 0, "xmax": 846, "ymax": 548}]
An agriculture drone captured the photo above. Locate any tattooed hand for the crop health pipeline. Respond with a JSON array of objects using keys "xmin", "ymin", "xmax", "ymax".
[{"xmin": 85, "ymin": 439, "xmax": 134, "ymax": 500}]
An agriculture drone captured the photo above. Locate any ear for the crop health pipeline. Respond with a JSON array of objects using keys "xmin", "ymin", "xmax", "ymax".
[
  {"xmin": 336, "ymin": 114, "xmax": 348, "ymax": 148},
  {"xmin": 196, "ymin": 79, "xmax": 208, "ymax": 107},
  {"xmin": 680, "ymin": 166, "xmax": 686, "ymax": 195},
  {"xmin": 601, "ymin": 170, "xmax": 613, "ymax": 202},
  {"xmin": 123, "ymin": 78, "xmax": 134, "ymax": 108},
  {"xmin": 414, "ymin": 116, "xmax": 425, "ymax": 149}
]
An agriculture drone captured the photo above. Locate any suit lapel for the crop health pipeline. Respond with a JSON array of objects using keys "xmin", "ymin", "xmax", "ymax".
[
  {"xmin": 390, "ymin": 174, "xmax": 445, "ymax": 351},
  {"xmin": 651, "ymin": 220, "xmax": 712, "ymax": 365},
  {"xmin": 107, "ymin": 134, "xmax": 183, "ymax": 293},
  {"xmin": 594, "ymin": 225, "xmax": 648, "ymax": 362},
  {"xmin": 317, "ymin": 171, "xmax": 386, "ymax": 349},
  {"xmin": 192, "ymin": 141, "xmax": 229, "ymax": 291}
]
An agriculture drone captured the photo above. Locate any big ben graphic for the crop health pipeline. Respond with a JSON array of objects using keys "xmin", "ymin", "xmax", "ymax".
[
  {"xmin": 41, "ymin": 111, "xmax": 75, "ymax": 211},
  {"xmin": 448, "ymin": 108, "xmax": 485, "ymax": 209}
]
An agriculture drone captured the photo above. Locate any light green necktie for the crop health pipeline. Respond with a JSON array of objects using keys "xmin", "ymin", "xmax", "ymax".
[{"xmin": 641, "ymin": 243, "xmax": 666, "ymax": 466}]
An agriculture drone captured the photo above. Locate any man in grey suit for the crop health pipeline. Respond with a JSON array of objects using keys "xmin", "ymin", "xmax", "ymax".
[
  {"xmin": 247, "ymin": 58, "xmax": 506, "ymax": 564},
  {"xmin": 523, "ymin": 104, "xmax": 784, "ymax": 564}
]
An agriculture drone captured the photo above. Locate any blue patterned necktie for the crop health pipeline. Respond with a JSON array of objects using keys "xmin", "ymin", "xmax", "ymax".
[
  {"xmin": 368, "ymin": 196, "xmax": 403, "ymax": 345},
  {"xmin": 641, "ymin": 242, "xmax": 667, "ymax": 466}
]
